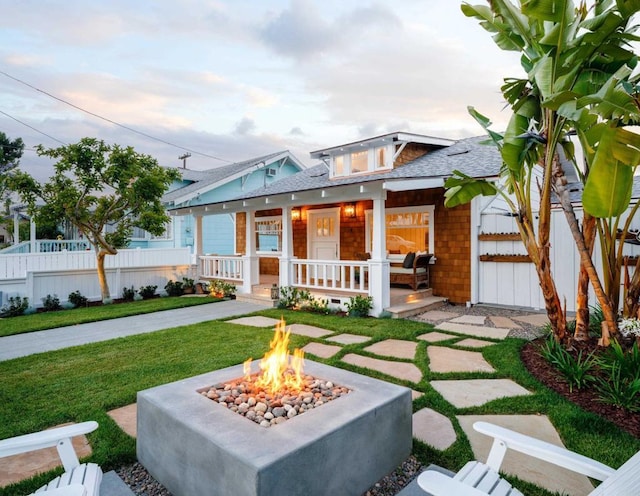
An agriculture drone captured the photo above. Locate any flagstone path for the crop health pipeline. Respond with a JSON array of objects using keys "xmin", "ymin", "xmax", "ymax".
[{"xmin": 6, "ymin": 308, "xmax": 588, "ymax": 496}]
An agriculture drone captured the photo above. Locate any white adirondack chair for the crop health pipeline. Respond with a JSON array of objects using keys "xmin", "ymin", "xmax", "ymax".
[
  {"xmin": 417, "ymin": 421, "xmax": 640, "ymax": 496},
  {"xmin": 0, "ymin": 421, "xmax": 102, "ymax": 496}
]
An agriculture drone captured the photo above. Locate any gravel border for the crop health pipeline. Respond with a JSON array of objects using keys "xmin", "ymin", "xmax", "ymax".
[{"xmin": 116, "ymin": 303, "xmax": 547, "ymax": 496}]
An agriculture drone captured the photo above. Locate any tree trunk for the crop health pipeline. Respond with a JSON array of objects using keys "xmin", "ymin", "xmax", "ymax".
[
  {"xmin": 96, "ymin": 250, "xmax": 111, "ymax": 302},
  {"xmin": 574, "ymin": 214, "xmax": 596, "ymax": 341}
]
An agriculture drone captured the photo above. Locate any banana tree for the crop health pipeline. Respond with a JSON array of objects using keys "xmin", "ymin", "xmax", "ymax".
[{"xmin": 447, "ymin": 0, "xmax": 640, "ymax": 344}]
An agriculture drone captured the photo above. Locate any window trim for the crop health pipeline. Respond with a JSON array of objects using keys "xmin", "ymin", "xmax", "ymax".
[
  {"xmin": 330, "ymin": 144, "xmax": 393, "ymax": 178},
  {"xmin": 255, "ymin": 215, "xmax": 282, "ymax": 255}
]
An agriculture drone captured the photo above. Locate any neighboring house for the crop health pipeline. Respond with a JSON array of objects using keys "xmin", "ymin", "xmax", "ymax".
[
  {"xmin": 135, "ymin": 151, "xmax": 306, "ymax": 254},
  {"xmin": 170, "ymin": 132, "xmax": 505, "ymax": 315}
]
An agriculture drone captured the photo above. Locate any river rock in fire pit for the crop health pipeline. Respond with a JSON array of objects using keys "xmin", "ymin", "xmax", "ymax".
[{"xmin": 137, "ymin": 359, "xmax": 412, "ymax": 496}]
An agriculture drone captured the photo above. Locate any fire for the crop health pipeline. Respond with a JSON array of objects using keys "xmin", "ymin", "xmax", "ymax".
[{"xmin": 243, "ymin": 318, "xmax": 305, "ymax": 395}]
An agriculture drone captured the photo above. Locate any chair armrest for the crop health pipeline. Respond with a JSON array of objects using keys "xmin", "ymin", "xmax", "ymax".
[
  {"xmin": 417, "ymin": 470, "xmax": 488, "ymax": 496},
  {"xmin": 413, "ymin": 253, "xmax": 433, "ymax": 270},
  {"xmin": 0, "ymin": 421, "xmax": 99, "ymax": 458},
  {"xmin": 473, "ymin": 421, "xmax": 615, "ymax": 481},
  {"xmin": 32, "ymin": 485, "xmax": 88, "ymax": 496}
]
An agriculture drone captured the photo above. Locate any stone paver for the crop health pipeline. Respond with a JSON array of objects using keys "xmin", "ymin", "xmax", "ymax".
[
  {"xmin": 411, "ymin": 390, "xmax": 424, "ymax": 400},
  {"xmin": 342, "ymin": 353, "xmax": 422, "ymax": 383},
  {"xmin": 226, "ymin": 316, "xmax": 281, "ymax": 327},
  {"xmin": 363, "ymin": 339, "xmax": 417, "ymax": 360},
  {"xmin": 454, "ymin": 338, "xmax": 494, "ymax": 348},
  {"xmin": 430, "ymin": 379, "xmax": 532, "ymax": 408},
  {"xmin": 0, "ymin": 424, "xmax": 93, "ymax": 487},
  {"xmin": 413, "ymin": 408, "xmax": 457, "ymax": 450},
  {"xmin": 428, "ymin": 347, "xmax": 495, "ymax": 373},
  {"xmin": 457, "ymin": 415, "xmax": 595, "ymax": 496},
  {"xmin": 326, "ymin": 333, "xmax": 371, "ymax": 345},
  {"xmin": 287, "ymin": 323, "xmax": 332, "ymax": 338},
  {"xmin": 489, "ymin": 316, "xmax": 521, "ymax": 329},
  {"xmin": 416, "ymin": 310, "xmax": 460, "ymax": 321},
  {"xmin": 416, "ymin": 331, "xmax": 457, "ymax": 343},
  {"xmin": 512, "ymin": 314, "xmax": 549, "ymax": 326},
  {"xmin": 437, "ymin": 322, "xmax": 510, "ymax": 340},
  {"xmin": 108, "ymin": 403, "xmax": 137, "ymax": 438},
  {"xmin": 302, "ymin": 342, "xmax": 342, "ymax": 358},
  {"xmin": 450, "ymin": 315, "xmax": 486, "ymax": 325}
]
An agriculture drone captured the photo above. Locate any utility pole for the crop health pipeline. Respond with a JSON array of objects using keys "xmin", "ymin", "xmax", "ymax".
[{"xmin": 178, "ymin": 153, "xmax": 191, "ymax": 169}]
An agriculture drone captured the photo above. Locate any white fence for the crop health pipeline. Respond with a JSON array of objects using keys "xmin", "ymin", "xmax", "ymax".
[
  {"xmin": 292, "ymin": 259, "xmax": 369, "ymax": 293},
  {"xmin": 0, "ymin": 248, "xmax": 194, "ymax": 307},
  {"xmin": 478, "ymin": 208, "xmax": 640, "ymax": 311},
  {"xmin": 199, "ymin": 255, "xmax": 244, "ymax": 282}
]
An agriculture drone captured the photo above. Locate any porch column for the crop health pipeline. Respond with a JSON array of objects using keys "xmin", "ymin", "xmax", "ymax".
[
  {"xmin": 242, "ymin": 210, "xmax": 259, "ymax": 294},
  {"xmin": 29, "ymin": 218, "xmax": 36, "ymax": 253},
  {"xmin": 13, "ymin": 211, "xmax": 19, "ymax": 245},
  {"xmin": 279, "ymin": 206, "xmax": 294, "ymax": 287},
  {"xmin": 470, "ymin": 196, "xmax": 481, "ymax": 305},
  {"xmin": 193, "ymin": 214, "xmax": 203, "ymax": 276},
  {"xmin": 369, "ymin": 196, "xmax": 390, "ymax": 316}
]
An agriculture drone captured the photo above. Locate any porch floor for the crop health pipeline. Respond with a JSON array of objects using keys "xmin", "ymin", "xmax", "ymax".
[{"xmin": 237, "ymin": 275, "xmax": 447, "ymax": 318}]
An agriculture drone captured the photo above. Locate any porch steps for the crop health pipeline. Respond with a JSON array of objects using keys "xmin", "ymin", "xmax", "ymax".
[
  {"xmin": 235, "ymin": 293, "xmax": 278, "ymax": 308},
  {"xmin": 385, "ymin": 289, "xmax": 448, "ymax": 319}
]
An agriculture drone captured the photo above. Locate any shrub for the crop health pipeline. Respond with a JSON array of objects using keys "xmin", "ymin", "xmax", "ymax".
[
  {"xmin": 139, "ymin": 285, "xmax": 158, "ymax": 299},
  {"xmin": 68, "ymin": 290, "xmax": 88, "ymax": 308},
  {"xmin": 345, "ymin": 295, "xmax": 373, "ymax": 317},
  {"xmin": 208, "ymin": 279, "xmax": 236, "ymax": 298},
  {"xmin": 0, "ymin": 296, "xmax": 29, "ymax": 317},
  {"xmin": 539, "ymin": 335, "xmax": 596, "ymax": 392},
  {"xmin": 277, "ymin": 286, "xmax": 312, "ymax": 309},
  {"xmin": 182, "ymin": 277, "xmax": 195, "ymax": 292},
  {"xmin": 164, "ymin": 279, "xmax": 184, "ymax": 297},
  {"xmin": 302, "ymin": 297, "xmax": 330, "ymax": 315},
  {"xmin": 595, "ymin": 362, "xmax": 640, "ymax": 412},
  {"xmin": 122, "ymin": 286, "xmax": 136, "ymax": 302},
  {"xmin": 42, "ymin": 294, "xmax": 62, "ymax": 312}
]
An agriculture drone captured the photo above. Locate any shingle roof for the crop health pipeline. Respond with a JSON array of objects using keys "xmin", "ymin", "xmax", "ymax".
[
  {"xmin": 235, "ymin": 136, "xmax": 502, "ymax": 201},
  {"xmin": 163, "ymin": 150, "xmax": 301, "ymax": 204}
]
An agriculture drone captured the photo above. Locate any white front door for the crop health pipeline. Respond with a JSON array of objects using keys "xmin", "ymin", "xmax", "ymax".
[{"xmin": 308, "ymin": 208, "xmax": 340, "ymax": 261}]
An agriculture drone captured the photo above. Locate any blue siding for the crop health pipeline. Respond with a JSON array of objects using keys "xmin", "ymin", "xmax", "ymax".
[{"xmin": 202, "ymin": 214, "xmax": 235, "ymax": 254}]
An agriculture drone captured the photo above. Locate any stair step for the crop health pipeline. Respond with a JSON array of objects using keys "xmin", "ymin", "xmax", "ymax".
[
  {"xmin": 389, "ymin": 288, "xmax": 434, "ymax": 307},
  {"xmin": 236, "ymin": 293, "xmax": 278, "ymax": 307},
  {"xmin": 385, "ymin": 296, "xmax": 448, "ymax": 319}
]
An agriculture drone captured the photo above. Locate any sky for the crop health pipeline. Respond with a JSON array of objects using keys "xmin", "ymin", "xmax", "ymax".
[{"xmin": 0, "ymin": 0, "xmax": 524, "ymax": 180}]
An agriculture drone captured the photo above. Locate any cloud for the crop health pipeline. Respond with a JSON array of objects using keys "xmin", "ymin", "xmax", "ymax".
[
  {"xmin": 234, "ymin": 117, "xmax": 257, "ymax": 135},
  {"xmin": 289, "ymin": 127, "xmax": 305, "ymax": 136}
]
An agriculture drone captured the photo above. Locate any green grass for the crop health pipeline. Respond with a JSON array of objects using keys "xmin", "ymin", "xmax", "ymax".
[
  {"xmin": 0, "ymin": 296, "xmax": 219, "ymax": 337},
  {"xmin": 1, "ymin": 308, "xmax": 639, "ymax": 495}
]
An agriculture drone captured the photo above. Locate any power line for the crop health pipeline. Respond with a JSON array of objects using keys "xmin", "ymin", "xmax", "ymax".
[
  {"xmin": 0, "ymin": 109, "xmax": 67, "ymax": 146},
  {"xmin": 0, "ymin": 69, "xmax": 233, "ymax": 164}
]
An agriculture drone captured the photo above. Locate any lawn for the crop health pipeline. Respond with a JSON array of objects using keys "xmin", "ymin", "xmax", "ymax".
[
  {"xmin": 0, "ymin": 296, "xmax": 219, "ymax": 337},
  {"xmin": 1, "ymin": 308, "xmax": 639, "ymax": 495}
]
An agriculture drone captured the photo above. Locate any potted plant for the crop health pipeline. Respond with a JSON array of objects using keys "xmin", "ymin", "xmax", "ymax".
[{"xmin": 182, "ymin": 277, "xmax": 196, "ymax": 294}]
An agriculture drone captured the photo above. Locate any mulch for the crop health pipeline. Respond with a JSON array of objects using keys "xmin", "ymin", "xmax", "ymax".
[{"xmin": 521, "ymin": 338, "xmax": 640, "ymax": 438}]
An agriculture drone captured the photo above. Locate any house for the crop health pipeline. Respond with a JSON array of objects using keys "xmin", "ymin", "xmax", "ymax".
[
  {"xmin": 130, "ymin": 151, "xmax": 306, "ymax": 254},
  {"xmin": 169, "ymin": 132, "xmax": 504, "ymax": 315}
]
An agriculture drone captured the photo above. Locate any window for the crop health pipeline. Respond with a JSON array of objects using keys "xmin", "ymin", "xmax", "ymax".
[
  {"xmin": 104, "ymin": 219, "xmax": 173, "ymax": 241},
  {"xmin": 365, "ymin": 206, "xmax": 435, "ymax": 256},
  {"xmin": 150, "ymin": 219, "xmax": 173, "ymax": 240},
  {"xmin": 331, "ymin": 144, "xmax": 393, "ymax": 178},
  {"xmin": 255, "ymin": 216, "xmax": 282, "ymax": 252}
]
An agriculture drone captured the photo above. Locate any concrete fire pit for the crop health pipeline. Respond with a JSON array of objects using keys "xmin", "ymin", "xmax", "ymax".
[{"xmin": 137, "ymin": 359, "xmax": 412, "ymax": 496}]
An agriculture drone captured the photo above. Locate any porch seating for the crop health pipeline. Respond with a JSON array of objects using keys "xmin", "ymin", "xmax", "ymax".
[
  {"xmin": 390, "ymin": 252, "xmax": 432, "ymax": 290},
  {"xmin": 0, "ymin": 421, "xmax": 102, "ymax": 496},
  {"xmin": 417, "ymin": 421, "xmax": 639, "ymax": 495}
]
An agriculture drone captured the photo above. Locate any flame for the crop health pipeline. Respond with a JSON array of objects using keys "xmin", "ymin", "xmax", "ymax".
[{"xmin": 243, "ymin": 318, "xmax": 305, "ymax": 394}]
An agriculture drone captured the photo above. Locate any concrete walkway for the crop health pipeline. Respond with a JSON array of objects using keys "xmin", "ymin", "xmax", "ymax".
[{"xmin": 0, "ymin": 300, "xmax": 265, "ymax": 362}]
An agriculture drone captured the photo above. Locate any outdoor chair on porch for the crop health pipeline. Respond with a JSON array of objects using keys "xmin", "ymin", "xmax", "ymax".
[
  {"xmin": 0, "ymin": 421, "xmax": 102, "ymax": 496},
  {"xmin": 417, "ymin": 421, "xmax": 639, "ymax": 495},
  {"xmin": 390, "ymin": 252, "xmax": 432, "ymax": 290}
]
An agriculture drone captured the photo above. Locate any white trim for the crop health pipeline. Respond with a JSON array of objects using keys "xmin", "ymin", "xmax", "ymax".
[
  {"xmin": 383, "ymin": 178, "xmax": 445, "ymax": 192},
  {"xmin": 306, "ymin": 207, "xmax": 341, "ymax": 261}
]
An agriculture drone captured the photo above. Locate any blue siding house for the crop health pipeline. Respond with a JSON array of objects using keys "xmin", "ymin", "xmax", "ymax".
[{"xmin": 141, "ymin": 151, "xmax": 305, "ymax": 254}]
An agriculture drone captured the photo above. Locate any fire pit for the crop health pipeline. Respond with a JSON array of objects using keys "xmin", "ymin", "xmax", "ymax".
[{"xmin": 137, "ymin": 321, "xmax": 412, "ymax": 496}]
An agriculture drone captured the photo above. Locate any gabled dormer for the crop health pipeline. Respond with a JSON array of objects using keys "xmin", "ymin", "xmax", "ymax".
[{"xmin": 310, "ymin": 132, "xmax": 454, "ymax": 179}]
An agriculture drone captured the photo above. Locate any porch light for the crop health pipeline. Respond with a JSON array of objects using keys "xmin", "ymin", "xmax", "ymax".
[
  {"xmin": 343, "ymin": 203, "xmax": 356, "ymax": 218},
  {"xmin": 270, "ymin": 283, "xmax": 280, "ymax": 300},
  {"xmin": 291, "ymin": 208, "xmax": 301, "ymax": 221}
]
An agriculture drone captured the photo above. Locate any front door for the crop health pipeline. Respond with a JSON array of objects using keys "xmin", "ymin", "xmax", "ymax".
[{"xmin": 308, "ymin": 208, "xmax": 340, "ymax": 260}]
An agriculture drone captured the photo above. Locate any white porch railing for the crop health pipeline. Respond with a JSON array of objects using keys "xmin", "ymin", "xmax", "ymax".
[
  {"xmin": 0, "ymin": 240, "xmax": 91, "ymax": 254},
  {"xmin": 199, "ymin": 255, "xmax": 244, "ymax": 282},
  {"xmin": 292, "ymin": 259, "xmax": 369, "ymax": 293}
]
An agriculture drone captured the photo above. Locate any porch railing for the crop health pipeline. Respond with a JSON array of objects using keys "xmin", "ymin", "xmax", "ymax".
[
  {"xmin": 292, "ymin": 259, "xmax": 368, "ymax": 293},
  {"xmin": 199, "ymin": 255, "xmax": 244, "ymax": 282},
  {"xmin": 0, "ymin": 240, "xmax": 91, "ymax": 254}
]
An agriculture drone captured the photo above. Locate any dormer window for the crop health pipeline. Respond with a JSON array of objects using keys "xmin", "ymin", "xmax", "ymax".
[{"xmin": 331, "ymin": 144, "xmax": 393, "ymax": 178}]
